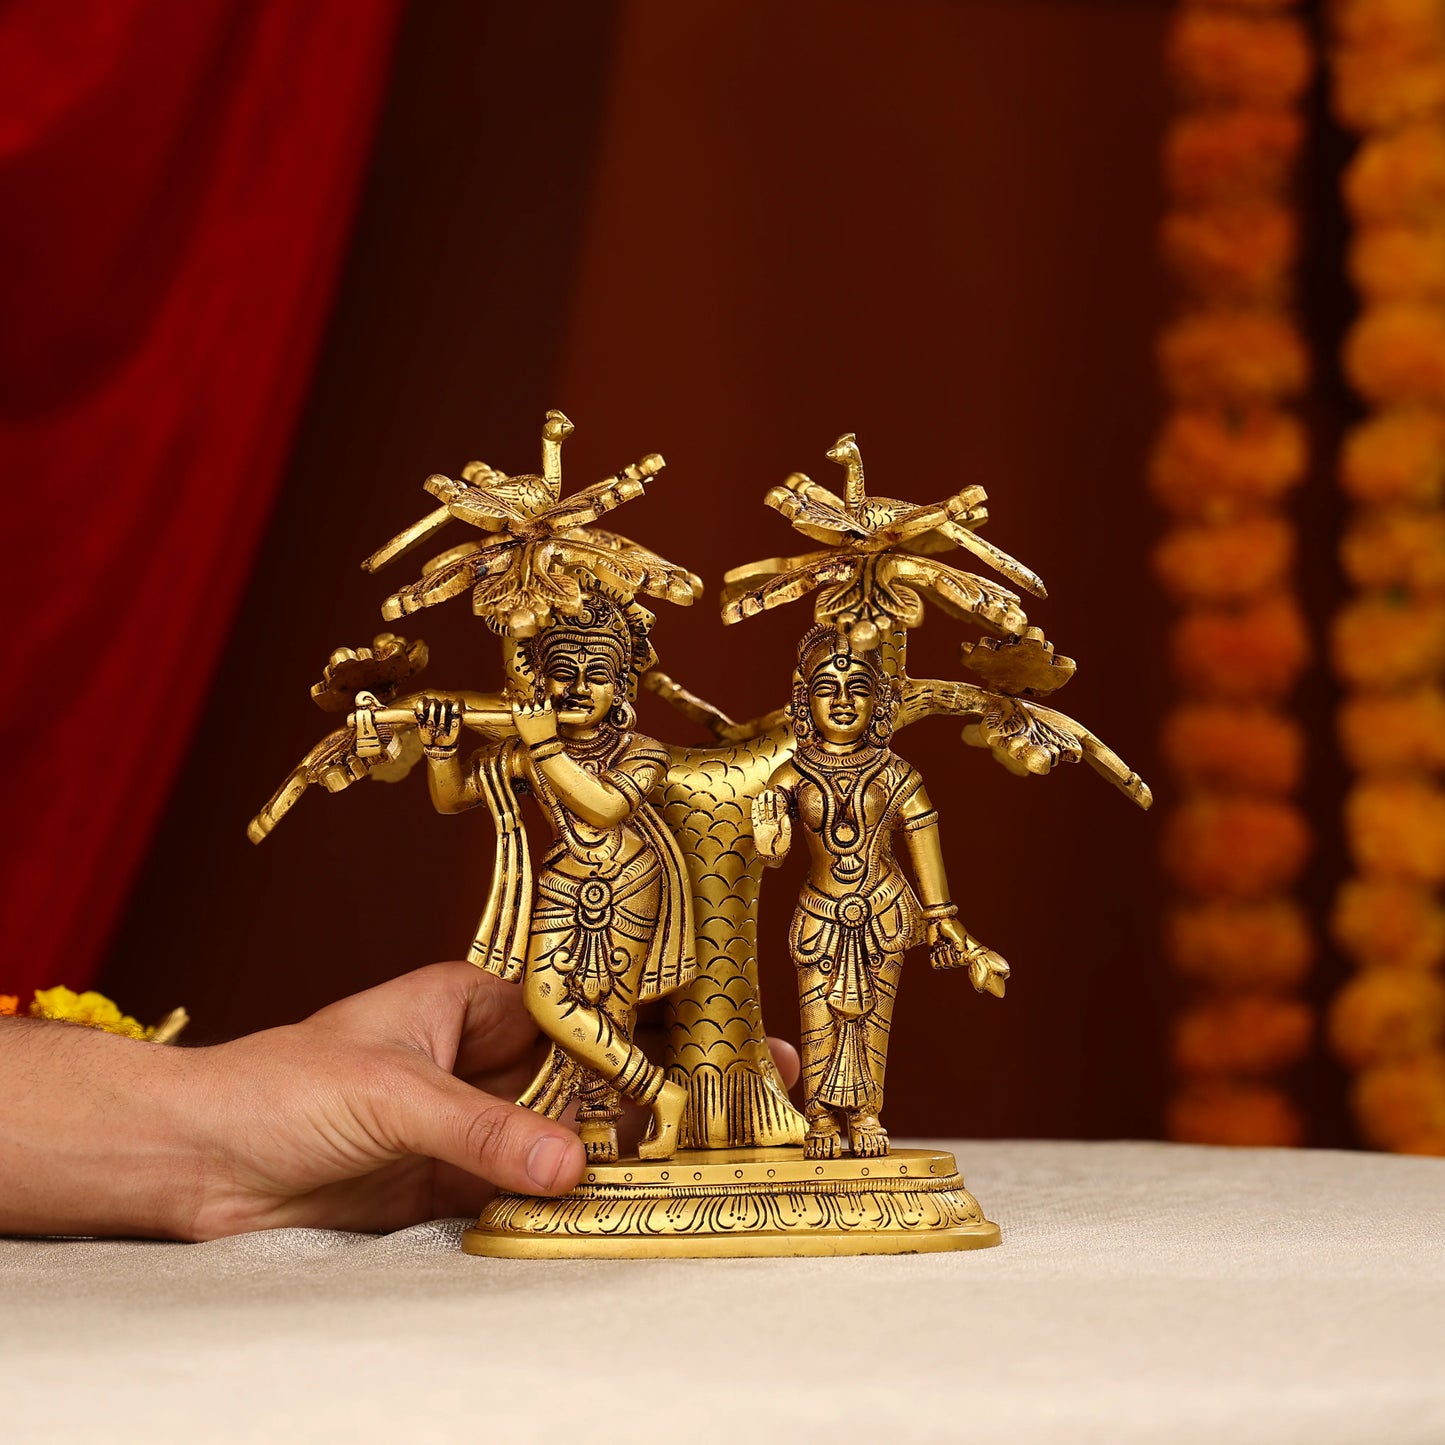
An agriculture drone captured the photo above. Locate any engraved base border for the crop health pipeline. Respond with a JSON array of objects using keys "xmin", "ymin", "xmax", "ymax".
[{"xmin": 461, "ymin": 1146, "xmax": 1000, "ymax": 1259}]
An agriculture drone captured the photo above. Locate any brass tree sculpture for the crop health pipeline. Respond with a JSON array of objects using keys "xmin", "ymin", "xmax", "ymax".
[
  {"xmin": 721, "ymin": 431, "xmax": 1043, "ymax": 652},
  {"xmin": 368, "ymin": 408, "xmax": 702, "ymax": 634},
  {"xmin": 720, "ymin": 432, "xmax": 1153, "ymax": 801},
  {"xmin": 248, "ymin": 413, "xmax": 703, "ymax": 840}
]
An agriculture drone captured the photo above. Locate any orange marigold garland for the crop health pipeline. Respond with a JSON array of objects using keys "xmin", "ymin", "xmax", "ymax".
[
  {"xmin": 1328, "ymin": 0, "xmax": 1445, "ymax": 1156},
  {"xmin": 1157, "ymin": 0, "xmax": 1315, "ymax": 1147}
]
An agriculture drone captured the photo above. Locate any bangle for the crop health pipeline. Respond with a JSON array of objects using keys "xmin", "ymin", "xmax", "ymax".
[
  {"xmin": 921, "ymin": 901, "xmax": 958, "ymax": 921},
  {"xmin": 528, "ymin": 740, "xmax": 564, "ymax": 761},
  {"xmin": 424, "ymin": 744, "xmax": 457, "ymax": 761}
]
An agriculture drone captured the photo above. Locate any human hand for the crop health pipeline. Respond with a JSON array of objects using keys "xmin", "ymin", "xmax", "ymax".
[
  {"xmin": 188, "ymin": 964, "xmax": 801, "ymax": 1238},
  {"xmin": 184, "ymin": 965, "xmax": 803, "ymax": 1236},
  {"xmin": 414, "ymin": 695, "xmax": 462, "ymax": 757},
  {"xmin": 184, "ymin": 962, "xmax": 590, "ymax": 1237},
  {"xmin": 511, "ymin": 696, "xmax": 558, "ymax": 747},
  {"xmin": 0, "ymin": 963, "xmax": 802, "ymax": 1241}
]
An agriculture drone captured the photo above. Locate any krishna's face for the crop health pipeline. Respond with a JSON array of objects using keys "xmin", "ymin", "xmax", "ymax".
[
  {"xmin": 540, "ymin": 642, "xmax": 620, "ymax": 728},
  {"xmin": 807, "ymin": 654, "xmax": 876, "ymax": 745}
]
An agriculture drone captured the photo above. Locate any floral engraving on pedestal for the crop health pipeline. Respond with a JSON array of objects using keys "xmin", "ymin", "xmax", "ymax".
[{"xmin": 477, "ymin": 1166, "xmax": 986, "ymax": 1240}]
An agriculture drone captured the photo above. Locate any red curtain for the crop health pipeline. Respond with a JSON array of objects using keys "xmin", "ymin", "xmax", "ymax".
[{"xmin": 0, "ymin": 0, "xmax": 401, "ymax": 1002}]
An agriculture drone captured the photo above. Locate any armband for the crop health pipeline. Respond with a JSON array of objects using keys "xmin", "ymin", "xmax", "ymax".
[{"xmin": 900, "ymin": 808, "xmax": 939, "ymax": 834}]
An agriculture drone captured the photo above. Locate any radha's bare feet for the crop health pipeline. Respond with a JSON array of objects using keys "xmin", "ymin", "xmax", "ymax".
[
  {"xmin": 803, "ymin": 1112, "xmax": 843, "ymax": 1160},
  {"xmin": 849, "ymin": 1113, "xmax": 890, "ymax": 1158},
  {"xmin": 637, "ymin": 1080, "xmax": 686, "ymax": 1161}
]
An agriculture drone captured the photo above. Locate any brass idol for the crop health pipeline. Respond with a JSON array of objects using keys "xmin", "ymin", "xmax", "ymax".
[{"xmin": 250, "ymin": 417, "xmax": 1149, "ymax": 1257}]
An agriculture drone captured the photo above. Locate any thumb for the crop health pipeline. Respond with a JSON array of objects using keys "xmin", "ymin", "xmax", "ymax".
[{"xmin": 395, "ymin": 1064, "xmax": 586, "ymax": 1197}]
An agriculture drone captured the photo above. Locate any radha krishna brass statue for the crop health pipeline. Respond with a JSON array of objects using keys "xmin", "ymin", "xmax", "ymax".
[{"xmin": 250, "ymin": 412, "xmax": 1150, "ymax": 1257}]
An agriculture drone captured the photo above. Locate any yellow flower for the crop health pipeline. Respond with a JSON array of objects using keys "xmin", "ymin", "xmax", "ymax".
[{"xmin": 29, "ymin": 986, "xmax": 149, "ymax": 1041}]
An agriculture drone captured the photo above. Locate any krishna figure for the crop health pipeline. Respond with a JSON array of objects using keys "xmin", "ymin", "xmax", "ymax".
[{"xmin": 415, "ymin": 596, "xmax": 693, "ymax": 1164}]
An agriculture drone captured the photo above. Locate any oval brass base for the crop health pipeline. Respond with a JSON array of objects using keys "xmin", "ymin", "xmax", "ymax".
[{"xmin": 462, "ymin": 1146, "xmax": 1000, "ymax": 1259}]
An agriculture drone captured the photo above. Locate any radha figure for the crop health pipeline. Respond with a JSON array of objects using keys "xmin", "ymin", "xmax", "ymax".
[
  {"xmin": 753, "ymin": 624, "xmax": 1009, "ymax": 1160},
  {"xmin": 414, "ymin": 597, "xmax": 693, "ymax": 1163}
]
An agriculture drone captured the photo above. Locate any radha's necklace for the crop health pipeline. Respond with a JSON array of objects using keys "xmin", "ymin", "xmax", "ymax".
[{"xmin": 795, "ymin": 738, "xmax": 891, "ymax": 887}]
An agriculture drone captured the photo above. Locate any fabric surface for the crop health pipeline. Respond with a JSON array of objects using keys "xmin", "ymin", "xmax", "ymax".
[
  {"xmin": 0, "ymin": 0, "xmax": 400, "ymax": 1002},
  {"xmin": 3, "ymin": 1140, "xmax": 1441, "ymax": 1444}
]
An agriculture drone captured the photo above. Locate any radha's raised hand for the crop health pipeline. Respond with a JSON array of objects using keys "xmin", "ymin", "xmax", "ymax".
[{"xmin": 751, "ymin": 789, "xmax": 792, "ymax": 863}]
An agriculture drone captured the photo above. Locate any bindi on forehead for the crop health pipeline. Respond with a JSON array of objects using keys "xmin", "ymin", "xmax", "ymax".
[{"xmin": 811, "ymin": 657, "xmax": 871, "ymax": 681}]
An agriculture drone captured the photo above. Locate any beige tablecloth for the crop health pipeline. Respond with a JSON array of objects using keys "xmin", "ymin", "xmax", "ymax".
[{"xmin": 3, "ymin": 1140, "xmax": 1442, "ymax": 1444}]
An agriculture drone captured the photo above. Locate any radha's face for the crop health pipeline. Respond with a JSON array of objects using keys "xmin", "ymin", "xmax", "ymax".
[
  {"xmin": 543, "ymin": 646, "xmax": 618, "ymax": 727},
  {"xmin": 808, "ymin": 658, "xmax": 875, "ymax": 744}
]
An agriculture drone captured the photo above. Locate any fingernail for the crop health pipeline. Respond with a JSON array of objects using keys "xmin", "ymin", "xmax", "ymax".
[{"xmin": 527, "ymin": 1136, "xmax": 576, "ymax": 1192}]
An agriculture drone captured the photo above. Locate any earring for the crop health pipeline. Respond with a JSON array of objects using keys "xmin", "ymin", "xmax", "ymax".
[{"xmin": 610, "ymin": 701, "xmax": 636, "ymax": 730}]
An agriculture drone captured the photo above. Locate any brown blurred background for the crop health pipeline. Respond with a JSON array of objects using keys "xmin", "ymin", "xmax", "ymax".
[{"xmin": 102, "ymin": 0, "xmax": 1305, "ymax": 1142}]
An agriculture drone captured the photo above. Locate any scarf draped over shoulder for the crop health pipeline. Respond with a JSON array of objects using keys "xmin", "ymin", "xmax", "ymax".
[{"xmin": 466, "ymin": 737, "xmax": 697, "ymax": 998}]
